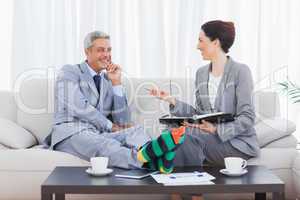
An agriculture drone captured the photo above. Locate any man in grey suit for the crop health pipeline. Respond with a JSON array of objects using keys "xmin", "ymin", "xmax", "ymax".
[{"xmin": 44, "ymin": 31, "xmax": 152, "ymax": 169}]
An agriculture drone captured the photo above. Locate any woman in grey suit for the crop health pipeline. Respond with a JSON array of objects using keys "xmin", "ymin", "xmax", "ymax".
[{"xmin": 150, "ymin": 20, "xmax": 260, "ymax": 200}]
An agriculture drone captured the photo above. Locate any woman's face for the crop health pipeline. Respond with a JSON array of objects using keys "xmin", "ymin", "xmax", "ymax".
[{"xmin": 197, "ymin": 30, "xmax": 217, "ymax": 60}]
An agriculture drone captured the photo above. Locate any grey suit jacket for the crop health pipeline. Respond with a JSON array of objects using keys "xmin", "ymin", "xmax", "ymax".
[
  {"xmin": 45, "ymin": 62, "xmax": 131, "ymax": 149},
  {"xmin": 170, "ymin": 57, "xmax": 260, "ymax": 156}
]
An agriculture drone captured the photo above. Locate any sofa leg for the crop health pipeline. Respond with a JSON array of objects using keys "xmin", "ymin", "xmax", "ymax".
[
  {"xmin": 41, "ymin": 193, "xmax": 52, "ymax": 200},
  {"xmin": 55, "ymin": 193, "xmax": 65, "ymax": 200},
  {"xmin": 272, "ymin": 192, "xmax": 285, "ymax": 200},
  {"xmin": 255, "ymin": 193, "xmax": 266, "ymax": 200}
]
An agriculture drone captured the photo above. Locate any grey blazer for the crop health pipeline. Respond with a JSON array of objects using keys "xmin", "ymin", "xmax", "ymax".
[
  {"xmin": 45, "ymin": 62, "xmax": 131, "ymax": 149},
  {"xmin": 170, "ymin": 57, "xmax": 260, "ymax": 156}
]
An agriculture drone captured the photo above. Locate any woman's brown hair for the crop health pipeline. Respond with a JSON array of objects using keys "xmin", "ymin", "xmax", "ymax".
[{"xmin": 201, "ymin": 20, "xmax": 235, "ymax": 53}]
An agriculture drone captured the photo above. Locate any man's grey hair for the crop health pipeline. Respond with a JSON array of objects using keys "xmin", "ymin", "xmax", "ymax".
[{"xmin": 84, "ymin": 31, "xmax": 110, "ymax": 49}]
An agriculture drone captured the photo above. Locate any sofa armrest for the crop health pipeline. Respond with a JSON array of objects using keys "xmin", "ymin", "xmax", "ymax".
[{"xmin": 263, "ymin": 135, "xmax": 298, "ymax": 148}]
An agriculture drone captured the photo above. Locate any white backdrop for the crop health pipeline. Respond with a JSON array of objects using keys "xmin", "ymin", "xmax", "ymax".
[
  {"xmin": 10, "ymin": 0, "xmax": 300, "ymax": 81},
  {"xmin": 0, "ymin": 0, "xmax": 13, "ymax": 90},
  {"xmin": 0, "ymin": 0, "xmax": 300, "ymax": 134}
]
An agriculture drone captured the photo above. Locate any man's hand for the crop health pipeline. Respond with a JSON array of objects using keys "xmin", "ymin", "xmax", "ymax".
[
  {"xmin": 107, "ymin": 62, "xmax": 121, "ymax": 85},
  {"xmin": 118, "ymin": 123, "xmax": 134, "ymax": 129},
  {"xmin": 147, "ymin": 88, "xmax": 176, "ymax": 106},
  {"xmin": 111, "ymin": 123, "xmax": 134, "ymax": 132},
  {"xmin": 182, "ymin": 120, "xmax": 217, "ymax": 134},
  {"xmin": 111, "ymin": 123, "xmax": 123, "ymax": 132}
]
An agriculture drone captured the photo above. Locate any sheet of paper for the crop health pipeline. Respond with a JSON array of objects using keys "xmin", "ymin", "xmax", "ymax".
[{"xmin": 151, "ymin": 171, "xmax": 215, "ymax": 185}]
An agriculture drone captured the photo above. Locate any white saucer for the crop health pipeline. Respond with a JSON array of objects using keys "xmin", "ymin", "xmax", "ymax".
[
  {"xmin": 86, "ymin": 168, "xmax": 113, "ymax": 177},
  {"xmin": 219, "ymin": 168, "xmax": 248, "ymax": 177}
]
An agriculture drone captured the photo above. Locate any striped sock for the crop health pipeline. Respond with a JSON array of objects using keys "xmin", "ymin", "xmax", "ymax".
[
  {"xmin": 137, "ymin": 126, "xmax": 185, "ymax": 163},
  {"xmin": 142, "ymin": 152, "xmax": 176, "ymax": 174},
  {"xmin": 141, "ymin": 160, "xmax": 157, "ymax": 171},
  {"xmin": 157, "ymin": 151, "xmax": 176, "ymax": 174}
]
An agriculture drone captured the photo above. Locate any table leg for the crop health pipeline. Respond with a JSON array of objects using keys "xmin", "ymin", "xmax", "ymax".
[
  {"xmin": 41, "ymin": 193, "xmax": 52, "ymax": 200},
  {"xmin": 255, "ymin": 193, "xmax": 266, "ymax": 200},
  {"xmin": 272, "ymin": 192, "xmax": 284, "ymax": 200},
  {"xmin": 55, "ymin": 193, "xmax": 65, "ymax": 200}
]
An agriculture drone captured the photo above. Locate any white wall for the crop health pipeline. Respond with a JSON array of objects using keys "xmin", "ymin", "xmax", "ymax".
[{"xmin": 0, "ymin": 0, "xmax": 13, "ymax": 90}]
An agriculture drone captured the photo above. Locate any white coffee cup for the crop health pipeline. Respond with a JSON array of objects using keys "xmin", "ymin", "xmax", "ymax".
[
  {"xmin": 90, "ymin": 157, "xmax": 109, "ymax": 173},
  {"xmin": 224, "ymin": 157, "xmax": 247, "ymax": 173}
]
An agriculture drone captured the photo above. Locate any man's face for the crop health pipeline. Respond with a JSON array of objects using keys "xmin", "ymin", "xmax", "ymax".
[{"xmin": 85, "ymin": 38, "xmax": 112, "ymax": 72}]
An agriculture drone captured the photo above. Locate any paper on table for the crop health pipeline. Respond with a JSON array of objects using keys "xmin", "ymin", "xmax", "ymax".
[{"xmin": 151, "ymin": 171, "xmax": 215, "ymax": 185}]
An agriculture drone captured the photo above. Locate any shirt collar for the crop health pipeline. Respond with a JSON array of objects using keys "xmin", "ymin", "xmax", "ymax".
[{"xmin": 85, "ymin": 61, "xmax": 103, "ymax": 77}]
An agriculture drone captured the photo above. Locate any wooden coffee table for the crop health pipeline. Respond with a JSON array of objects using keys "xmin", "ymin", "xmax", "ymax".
[{"xmin": 41, "ymin": 165, "xmax": 284, "ymax": 200}]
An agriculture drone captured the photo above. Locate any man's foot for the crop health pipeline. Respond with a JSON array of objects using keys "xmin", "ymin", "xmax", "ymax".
[
  {"xmin": 141, "ymin": 159, "xmax": 157, "ymax": 171},
  {"xmin": 142, "ymin": 151, "xmax": 175, "ymax": 174},
  {"xmin": 157, "ymin": 151, "xmax": 175, "ymax": 174},
  {"xmin": 137, "ymin": 126, "xmax": 186, "ymax": 163}
]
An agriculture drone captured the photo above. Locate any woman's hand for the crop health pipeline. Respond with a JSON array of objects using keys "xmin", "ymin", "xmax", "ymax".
[
  {"xmin": 182, "ymin": 120, "xmax": 217, "ymax": 134},
  {"xmin": 147, "ymin": 88, "xmax": 176, "ymax": 105}
]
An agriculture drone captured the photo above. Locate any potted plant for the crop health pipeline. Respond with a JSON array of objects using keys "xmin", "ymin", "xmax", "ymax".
[
  {"xmin": 278, "ymin": 79, "xmax": 300, "ymax": 147},
  {"xmin": 278, "ymin": 79, "xmax": 300, "ymax": 104}
]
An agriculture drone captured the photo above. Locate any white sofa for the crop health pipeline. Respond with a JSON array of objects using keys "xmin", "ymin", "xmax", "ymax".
[
  {"xmin": 0, "ymin": 77, "xmax": 298, "ymax": 200},
  {"xmin": 293, "ymin": 148, "xmax": 300, "ymax": 199}
]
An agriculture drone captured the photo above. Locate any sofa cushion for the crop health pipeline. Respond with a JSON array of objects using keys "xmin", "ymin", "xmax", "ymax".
[
  {"xmin": 0, "ymin": 91, "xmax": 17, "ymax": 122},
  {"xmin": 17, "ymin": 111, "xmax": 53, "ymax": 144},
  {"xmin": 253, "ymin": 91, "xmax": 280, "ymax": 120},
  {"xmin": 255, "ymin": 117, "xmax": 296, "ymax": 147},
  {"xmin": 16, "ymin": 78, "xmax": 54, "ymax": 144},
  {"xmin": 0, "ymin": 118, "xmax": 37, "ymax": 149},
  {"xmin": 0, "ymin": 149, "xmax": 89, "ymax": 171},
  {"xmin": 124, "ymin": 78, "xmax": 195, "ymax": 137},
  {"xmin": 0, "ymin": 143, "xmax": 10, "ymax": 149}
]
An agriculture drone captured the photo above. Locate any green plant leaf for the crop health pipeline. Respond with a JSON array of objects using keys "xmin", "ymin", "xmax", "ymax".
[
  {"xmin": 277, "ymin": 80, "xmax": 300, "ymax": 104},
  {"xmin": 288, "ymin": 90, "xmax": 300, "ymax": 95},
  {"xmin": 291, "ymin": 95, "xmax": 300, "ymax": 99},
  {"xmin": 293, "ymin": 99, "xmax": 300, "ymax": 104}
]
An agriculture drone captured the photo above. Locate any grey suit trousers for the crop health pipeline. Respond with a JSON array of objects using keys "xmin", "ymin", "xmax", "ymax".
[
  {"xmin": 55, "ymin": 125, "xmax": 151, "ymax": 169},
  {"xmin": 174, "ymin": 127, "xmax": 251, "ymax": 167}
]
